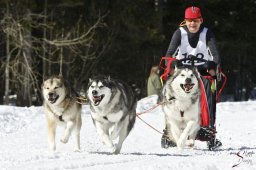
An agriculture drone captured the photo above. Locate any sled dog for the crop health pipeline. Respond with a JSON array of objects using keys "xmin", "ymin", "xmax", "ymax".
[
  {"xmin": 162, "ymin": 66, "xmax": 201, "ymax": 150},
  {"xmin": 87, "ymin": 76, "xmax": 136, "ymax": 154},
  {"xmin": 42, "ymin": 75, "xmax": 82, "ymax": 151}
]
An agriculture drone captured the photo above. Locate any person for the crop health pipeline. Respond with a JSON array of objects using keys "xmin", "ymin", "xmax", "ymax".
[
  {"xmin": 147, "ymin": 65, "xmax": 162, "ymax": 97},
  {"xmin": 161, "ymin": 6, "xmax": 222, "ymax": 150}
]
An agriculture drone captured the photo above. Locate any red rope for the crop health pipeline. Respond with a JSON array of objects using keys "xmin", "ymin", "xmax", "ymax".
[
  {"xmin": 216, "ymin": 68, "xmax": 227, "ymax": 103},
  {"xmin": 136, "ymin": 115, "xmax": 164, "ymax": 135},
  {"xmin": 136, "ymin": 101, "xmax": 165, "ymax": 115},
  {"xmin": 136, "ymin": 101, "xmax": 166, "ymax": 135}
]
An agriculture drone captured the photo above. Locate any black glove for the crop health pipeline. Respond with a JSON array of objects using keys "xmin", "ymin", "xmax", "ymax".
[
  {"xmin": 205, "ymin": 61, "xmax": 217, "ymax": 70},
  {"xmin": 196, "ymin": 126, "xmax": 217, "ymax": 141},
  {"xmin": 170, "ymin": 60, "xmax": 183, "ymax": 69}
]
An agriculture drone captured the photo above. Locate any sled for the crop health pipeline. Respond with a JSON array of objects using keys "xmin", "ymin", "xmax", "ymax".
[{"xmin": 159, "ymin": 56, "xmax": 227, "ymax": 127}]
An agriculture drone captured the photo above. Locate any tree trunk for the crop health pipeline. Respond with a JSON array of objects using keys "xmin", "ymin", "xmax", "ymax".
[
  {"xmin": 16, "ymin": 11, "xmax": 33, "ymax": 106},
  {"xmin": 42, "ymin": 0, "xmax": 48, "ymax": 76},
  {"xmin": 4, "ymin": 1, "xmax": 10, "ymax": 105}
]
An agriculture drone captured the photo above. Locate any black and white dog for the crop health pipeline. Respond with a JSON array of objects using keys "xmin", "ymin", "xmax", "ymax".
[
  {"xmin": 162, "ymin": 67, "xmax": 201, "ymax": 150},
  {"xmin": 87, "ymin": 76, "xmax": 136, "ymax": 154}
]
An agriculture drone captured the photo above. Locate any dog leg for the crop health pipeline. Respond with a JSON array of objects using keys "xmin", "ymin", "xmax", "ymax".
[
  {"xmin": 114, "ymin": 117, "xmax": 130, "ymax": 154},
  {"xmin": 95, "ymin": 121, "xmax": 114, "ymax": 150},
  {"xmin": 177, "ymin": 120, "xmax": 197, "ymax": 150},
  {"xmin": 186, "ymin": 121, "xmax": 200, "ymax": 148},
  {"xmin": 170, "ymin": 122, "xmax": 182, "ymax": 147},
  {"xmin": 61, "ymin": 121, "xmax": 74, "ymax": 144},
  {"xmin": 47, "ymin": 121, "xmax": 56, "ymax": 151},
  {"xmin": 73, "ymin": 118, "xmax": 82, "ymax": 151},
  {"xmin": 73, "ymin": 132, "xmax": 80, "ymax": 152},
  {"xmin": 110, "ymin": 124, "xmax": 120, "ymax": 140}
]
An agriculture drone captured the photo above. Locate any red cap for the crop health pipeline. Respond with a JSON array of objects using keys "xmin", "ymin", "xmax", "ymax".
[{"xmin": 185, "ymin": 6, "xmax": 202, "ymax": 19}]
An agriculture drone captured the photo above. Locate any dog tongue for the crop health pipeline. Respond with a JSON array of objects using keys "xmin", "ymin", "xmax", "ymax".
[
  {"xmin": 184, "ymin": 84, "xmax": 194, "ymax": 91},
  {"xmin": 48, "ymin": 97, "xmax": 55, "ymax": 102},
  {"xmin": 93, "ymin": 96, "xmax": 101, "ymax": 102}
]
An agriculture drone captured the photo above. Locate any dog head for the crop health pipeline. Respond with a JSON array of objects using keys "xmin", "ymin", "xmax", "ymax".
[
  {"xmin": 168, "ymin": 67, "xmax": 200, "ymax": 95},
  {"xmin": 42, "ymin": 75, "xmax": 67, "ymax": 105},
  {"xmin": 87, "ymin": 76, "xmax": 112, "ymax": 107}
]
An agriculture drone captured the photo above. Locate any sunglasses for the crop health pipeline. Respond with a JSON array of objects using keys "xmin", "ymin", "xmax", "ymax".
[{"xmin": 185, "ymin": 18, "xmax": 202, "ymax": 23}]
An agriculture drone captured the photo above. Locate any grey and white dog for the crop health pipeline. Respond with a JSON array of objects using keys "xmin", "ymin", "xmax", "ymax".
[
  {"xmin": 42, "ymin": 75, "xmax": 82, "ymax": 151},
  {"xmin": 162, "ymin": 67, "xmax": 201, "ymax": 150},
  {"xmin": 87, "ymin": 76, "xmax": 136, "ymax": 154}
]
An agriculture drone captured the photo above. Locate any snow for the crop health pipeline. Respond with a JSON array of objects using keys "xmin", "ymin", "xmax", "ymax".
[{"xmin": 1, "ymin": 95, "xmax": 256, "ymax": 170}]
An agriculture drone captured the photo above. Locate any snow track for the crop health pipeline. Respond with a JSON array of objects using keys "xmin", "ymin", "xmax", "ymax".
[{"xmin": 1, "ymin": 98, "xmax": 256, "ymax": 170}]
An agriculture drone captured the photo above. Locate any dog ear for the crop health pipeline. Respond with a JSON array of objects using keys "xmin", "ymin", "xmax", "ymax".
[
  {"xmin": 89, "ymin": 78, "xmax": 93, "ymax": 83},
  {"xmin": 43, "ymin": 74, "xmax": 50, "ymax": 82},
  {"xmin": 107, "ymin": 76, "xmax": 111, "ymax": 81},
  {"xmin": 174, "ymin": 65, "xmax": 179, "ymax": 72},
  {"xmin": 43, "ymin": 75, "xmax": 46, "ymax": 82},
  {"xmin": 192, "ymin": 67, "xmax": 200, "ymax": 78},
  {"xmin": 58, "ymin": 73, "xmax": 64, "ymax": 79}
]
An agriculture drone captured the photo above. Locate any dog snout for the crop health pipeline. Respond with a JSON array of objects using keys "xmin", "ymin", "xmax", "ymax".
[
  {"xmin": 92, "ymin": 90, "xmax": 98, "ymax": 95},
  {"xmin": 185, "ymin": 78, "xmax": 192, "ymax": 84},
  {"xmin": 48, "ymin": 92, "xmax": 55, "ymax": 97}
]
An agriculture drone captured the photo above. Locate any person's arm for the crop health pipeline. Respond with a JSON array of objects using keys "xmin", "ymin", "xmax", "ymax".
[
  {"xmin": 206, "ymin": 29, "xmax": 221, "ymax": 77},
  {"xmin": 206, "ymin": 29, "xmax": 220, "ymax": 65},
  {"xmin": 165, "ymin": 29, "xmax": 181, "ymax": 57}
]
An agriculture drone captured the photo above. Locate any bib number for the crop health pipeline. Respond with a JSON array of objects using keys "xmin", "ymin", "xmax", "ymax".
[{"xmin": 181, "ymin": 53, "xmax": 205, "ymax": 64}]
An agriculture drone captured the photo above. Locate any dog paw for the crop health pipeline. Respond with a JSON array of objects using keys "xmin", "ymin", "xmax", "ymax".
[
  {"xmin": 113, "ymin": 147, "xmax": 121, "ymax": 155},
  {"xmin": 186, "ymin": 139, "xmax": 195, "ymax": 147},
  {"xmin": 177, "ymin": 139, "xmax": 185, "ymax": 150},
  {"xmin": 60, "ymin": 138, "xmax": 68, "ymax": 144},
  {"xmin": 73, "ymin": 148, "xmax": 81, "ymax": 152},
  {"xmin": 49, "ymin": 146, "xmax": 56, "ymax": 151},
  {"xmin": 48, "ymin": 143, "xmax": 56, "ymax": 151},
  {"xmin": 110, "ymin": 145, "xmax": 120, "ymax": 154}
]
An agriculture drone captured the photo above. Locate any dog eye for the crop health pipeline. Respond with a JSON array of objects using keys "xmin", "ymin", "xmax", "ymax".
[
  {"xmin": 54, "ymin": 87, "xmax": 58, "ymax": 89},
  {"xmin": 191, "ymin": 74, "xmax": 194, "ymax": 77},
  {"xmin": 181, "ymin": 74, "xmax": 185, "ymax": 77},
  {"xmin": 91, "ymin": 85, "xmax": 95, "ymax": 88},
  {"xmin": 99, "ymin": 85, "xmax": 104, "ymax": 89}
]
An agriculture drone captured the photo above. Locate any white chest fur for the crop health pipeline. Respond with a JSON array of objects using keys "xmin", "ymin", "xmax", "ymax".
[
  {"xmin": 164, "ymin": 97, "xmax": 200, "ymax": 122},
  {"xmin": 91, "ymin": 110, "xmax": 124, "ymax": 123}
]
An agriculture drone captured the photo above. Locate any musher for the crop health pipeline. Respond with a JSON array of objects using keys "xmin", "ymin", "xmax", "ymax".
[{"xmin": 161, "ymin": 6, "xmax": 222, "ymax": 150}]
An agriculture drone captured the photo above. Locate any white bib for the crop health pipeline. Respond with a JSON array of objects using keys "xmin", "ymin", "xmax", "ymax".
[{"xmin": 176, "ymin": 27, "xmax": 213, "ymax": 66}]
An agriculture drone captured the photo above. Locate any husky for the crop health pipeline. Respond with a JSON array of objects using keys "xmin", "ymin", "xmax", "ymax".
[
  {"xmin": 87, "ymin": 76, "xmax": 136, "ymax": 154},
  {"xmin": 42, "ymin": 75, "xmax": 82, "ymax": 151},
  {"xmin": 162, "ymin": 66, "xmax": 201, "ymax": 150}
]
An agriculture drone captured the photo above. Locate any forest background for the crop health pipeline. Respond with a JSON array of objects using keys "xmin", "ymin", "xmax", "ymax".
[{"xmin": 0, "ymin": 0, "xmax": 255, "ymax": 106}]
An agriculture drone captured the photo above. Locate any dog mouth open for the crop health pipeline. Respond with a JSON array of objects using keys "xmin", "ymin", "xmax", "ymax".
[
  {"xmin": 48, "ymin": 95, "xmax": 59, "ymax": 104},
  {"xmin": 180, "ymin": 83, "xmax": 195, "ymax": 93},
  {"xmin": 92, "ymin": 95, "xmax": 105, "ymax": 106}
]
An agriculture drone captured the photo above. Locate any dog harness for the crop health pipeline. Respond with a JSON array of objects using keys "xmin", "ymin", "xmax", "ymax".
[
  {"xmin": 46, "ymin": 104, "xmax": 65, "ymax": 122},
  {"xmin": 168, "ymin": 96, "xmax": 184, "ymax": 117},
  {"xmin": 46, "ymin": 97, "xmax": 73, "ymax": 122}
]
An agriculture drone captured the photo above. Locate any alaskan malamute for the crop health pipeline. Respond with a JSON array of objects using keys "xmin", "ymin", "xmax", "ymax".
[
  {"xmin": 87, "ymin": 76, "xmax": 136, "ymax": 154},
  {"xmin": 42, "ymin": 75, "xmax": 82, "ymax": 151},
  {"xmin": 162, "ymin": 67, "xmax": 201, "ymax": 150}
]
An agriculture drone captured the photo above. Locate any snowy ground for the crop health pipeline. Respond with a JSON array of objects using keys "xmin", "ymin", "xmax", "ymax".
[{"xmin": 1, "ymin": 95, "xmax": 256, "ymax": 170}]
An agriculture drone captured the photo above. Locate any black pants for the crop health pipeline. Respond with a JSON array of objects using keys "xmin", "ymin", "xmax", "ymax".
[{"xmin": 200, "ymin": 77, "xmax": 216, "ymax": 129}]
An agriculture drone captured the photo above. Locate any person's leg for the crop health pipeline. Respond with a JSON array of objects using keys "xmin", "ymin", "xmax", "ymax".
[{"xmin": 201, "ymin": 78, "xmax": 222, "ymax": 150}]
